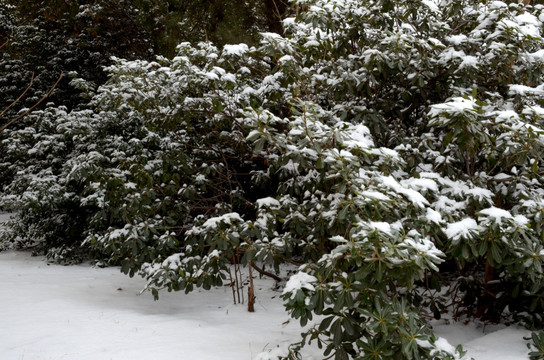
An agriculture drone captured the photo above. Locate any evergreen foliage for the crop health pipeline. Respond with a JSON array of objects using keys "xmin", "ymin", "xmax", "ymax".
[
  {"xmin": 2, "ymin": 0, "xmax": 544, "ymax": 358},
  {"xmin": 0, "ymin": 0, "xmax": 152, "ymax": 120},
  {"xmin": 0, "ymin": 0, "xmax": 284, "ymax": 127},
  {"xmin": 528, "ymin": 330, "xmax": 544, "ymax": 359}
]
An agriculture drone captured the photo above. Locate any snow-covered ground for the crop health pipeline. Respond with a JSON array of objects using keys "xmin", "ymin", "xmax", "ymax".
[
  {"xmin": 0, "ymin": 213, "xmax": 533, "ymax": 360},
  {"xmin": 433, "ymin": 318, "xmax": 531, "ymax": 360},
  {"xmin": 0, "ymin": 211, "xmax": 11, "ymax": 225}
]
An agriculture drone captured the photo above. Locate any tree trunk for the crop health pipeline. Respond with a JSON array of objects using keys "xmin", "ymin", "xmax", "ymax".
[{"xmin": 248, "ymin": 261, "xmax": 256, "ymax": 312}]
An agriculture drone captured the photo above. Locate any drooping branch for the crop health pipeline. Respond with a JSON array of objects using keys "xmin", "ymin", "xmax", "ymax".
[
  {"xmin": 0, "ymin": 71, "xmax": 63, "ymax": 133},
  {"xmin": 251, "ymin": 261, "xmax": 282, "ymax": 282}
]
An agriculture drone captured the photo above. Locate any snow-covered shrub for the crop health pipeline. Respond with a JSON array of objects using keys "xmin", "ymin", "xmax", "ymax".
[{"xmin": 2, "ymin": 0, "xmax": 544, "ymax": 358}]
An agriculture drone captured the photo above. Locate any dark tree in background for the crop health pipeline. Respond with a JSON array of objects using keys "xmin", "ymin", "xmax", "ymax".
[
  {"xmin": 0, "ymin": 0, "xmax": 288, "ymax": 126},
  {"xmin": 0, "ymin": 1, "xmax": 151, "ymax": 122},
  {"xmin": 137, "ymin": 0, "xmax": 287, "ymax": 57}
]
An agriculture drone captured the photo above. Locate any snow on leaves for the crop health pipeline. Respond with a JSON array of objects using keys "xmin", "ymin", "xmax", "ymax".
[{"xmin": 2, "ymin": 0, "xmax": 544, "ymax": 359}]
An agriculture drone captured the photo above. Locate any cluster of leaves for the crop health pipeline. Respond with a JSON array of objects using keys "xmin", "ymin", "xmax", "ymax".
[
  {"xmin": 527, "ymin": 330, "xmax": 544, "ymax": 360},
  {"xmin": 2, "ymin": 0, "xmax": 544, "ymax": 359}
]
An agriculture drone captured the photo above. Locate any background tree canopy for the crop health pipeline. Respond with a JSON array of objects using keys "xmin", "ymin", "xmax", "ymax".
[
  {"xmin": 2, "ymin": 0, "xmax": 544, "ymax": 359},
  {"xmin": 0, "ymin": 0, "xmax": 287, "ymax": 125}
]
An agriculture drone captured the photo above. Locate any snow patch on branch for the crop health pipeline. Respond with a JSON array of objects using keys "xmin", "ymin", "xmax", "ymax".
[
  {"xmin": 283, "ymin": 272, "xmax": 317, "ymax": 295},
  {"xmin": 445, "ymin": 218, "xmax": 481, "ymax": 242}
]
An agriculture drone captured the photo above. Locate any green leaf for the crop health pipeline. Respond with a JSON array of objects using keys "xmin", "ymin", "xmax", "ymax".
[
  {"xmin": 319, "ymin": 316, "xmax": 334, "ymax": 332},
  {"xmin": 333, "ymin": 319, "xmax": 344, "ymax": 346}
]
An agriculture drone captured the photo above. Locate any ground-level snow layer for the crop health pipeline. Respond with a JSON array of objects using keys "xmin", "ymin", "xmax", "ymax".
[{"xmin": 0, "ymin": 214, "xmax": 535, "ymax": 360}]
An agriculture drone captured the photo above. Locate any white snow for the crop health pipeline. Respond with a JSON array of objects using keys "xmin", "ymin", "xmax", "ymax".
[
  {"xmin": 445, "ymin": 218, "xmax": 481, "ymax": 242},
  {"xmin": 460, "ymin": 55, "xmax": 479, "ymax": 69},
  {"xmin": 401, "ymin": 177, "xmax": 439, "ymax": 193},
  {"xmin": 222, "ymin": 43, "xmax": 249, "ymax": 56},
  {"xmin": 478, "ymin": 206, "xmax": 513, "ymax": 223},
  {"xmin": 0, "ymin": 251, "xmax": 321, "ymax": 360},
  {"xmin": 426, "ymin": 208, "xmax": 443, "ymax": 224},
  {"xmin": 465, "ymin": 187, "xmax": 493, "ymax": 202},
  {"xmin": 382, "ymin": 175, "xmax": 430, "ymax": 208},
  {"xmin": 509, "ymin": 84, "xmax": 544, "ymax": 96},
  {"xmin": 421, "ymin": 0, "xmax": 439, "ymax": 12},
  {"xmin": 360, "ymin": 190, "xmax": 389, "ymax": 201},
  {"xmin": 0, "ymin": 212, "xmax": 12, "ymax": 224},
  {"xmin": 0, "ymin": 217, "xmax": 538, "ymax": 360},
  {"xmin": 461, "ymin": 326, "xmax": 531, "ymax": 360},
  {"xmin": 282, "ymin": 271, "xmax": 317, "ymax": 295},
  {"xmin": 495, "ymin": 110, "xmax": 520, "ymax": 123},
  {"xmin": 494, "ymin": 173, "xmax": 511, "ymax": 181},
  {"xmin": 479, "ymin": 207, "xmax": 530, "ymax": 227},
  {"xmin": 367, "ymin": 221, "xmax": 393, "ymax": 235},
  {"xmin": 446, "ymin": 34, "xmax": 468, "ymax": 45},
  {"xmin": 201, "ymin": 212, "xmax": 243, "ymax": 229},
  {"xmin": 429, "ymin": 97, "xmax": 478, "ymax": 117},
  {"xmin": 256, "ymin": 197, "xmax": 281, "ymax": 208},
  {"xmin": 343, "ymin": 123, "xmax": 374, "ymax": 149},
  {"xmin": 281, "ymin": 159, "xmax": 300, "ymax": 174},
  {"xmin": 434, "ymin": 337, "xmax": 457, "ymax": 354},
  {"xmin": 277, "ymin": 55, "xmax": 293, "ymax": 64},
  {"xmin": 433, "ymin": 320, "xmax": 532, "ymax": 360}
]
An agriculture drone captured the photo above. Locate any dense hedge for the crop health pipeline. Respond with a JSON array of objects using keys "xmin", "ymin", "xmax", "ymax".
[{"xmin": 2, "ymin": 0, "xmax": 544, "ymax": 359}]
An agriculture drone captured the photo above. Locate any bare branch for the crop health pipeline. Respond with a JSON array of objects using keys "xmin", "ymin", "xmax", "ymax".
[
  {"xmin": 0, "ymin": 71, "xmax": 63, "ymax": 133},
  {"xmin": 251, "ymin": 262, "xmax": 282, "ymax": 282},
  {"xmin": 0, "ymin": 71, "xmax": 35, "ymax": 119}
]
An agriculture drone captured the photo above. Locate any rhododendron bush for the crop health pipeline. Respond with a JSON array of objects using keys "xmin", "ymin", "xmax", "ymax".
[{"xmin": 2, "ymin": 0, "xmax": 544, "ymax": 358}]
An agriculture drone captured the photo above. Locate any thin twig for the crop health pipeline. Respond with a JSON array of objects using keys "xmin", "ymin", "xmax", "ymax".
[
  {"xmin": 234, "ymin": 255, "xmax": 242, "ymax": 303},
  {"xmin": 248, "ymin": 261, "xmax": 255, "ymax": 312},
  {"xmin": 228, "ymin": 268, "xmax": 237, "ymax": 304},
  {"xmin": 0, "ymin": 38, "xmax": 8, "ymax": 50},
  {"xmin": 0, "ymin": 71, "xmax": 63, "ymax": 133},
  {"xmin": 271, "ymin": 0, "xmax": 283, "ymax": 25},
  {"xmin": 0, "ymin": 71, "xmax": 35, "ymax": 118}
]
